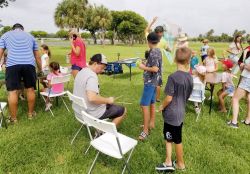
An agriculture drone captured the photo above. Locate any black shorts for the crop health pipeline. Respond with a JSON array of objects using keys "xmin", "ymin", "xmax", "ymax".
[
  {"xmin": 6, "ymin": 65, "xmax": 36, "ymax": 91},
  {"xmin": 163, "ymin": 122, "xmax": 183, "ymax": 144},
  {"xmin": 99, "ymin": 104, "xmax": 125, "ymax": 120}
]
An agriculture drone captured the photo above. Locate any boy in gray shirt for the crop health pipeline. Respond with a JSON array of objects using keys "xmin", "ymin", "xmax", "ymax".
[{"xmin": 156, "ymin": 48, "xmax": 193, "ymax": 172}]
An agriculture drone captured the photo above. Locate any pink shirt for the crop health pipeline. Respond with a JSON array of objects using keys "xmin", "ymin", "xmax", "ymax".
[
  {"xmin": 47, "ymin": 72, "xmax": 64, "ymax": 93},
  {"xmin": 71, "ymin": 38, "xmax": 86, "ymax": 68},
  {"xmin": 221, "ymin": 72, "xmax": 234, "ymax": 88},
  {"xmin": 204, "ymin": 57, "xmax": 218, "ymax": 73}
]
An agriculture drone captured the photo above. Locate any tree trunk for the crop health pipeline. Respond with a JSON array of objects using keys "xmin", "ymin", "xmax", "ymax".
[{"xmin": 91, "ymin": 31, "xmax": 97, "ymax": 44}]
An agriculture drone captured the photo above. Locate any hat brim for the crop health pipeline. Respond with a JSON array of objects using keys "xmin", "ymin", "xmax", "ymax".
[{"xmin": 178, "ymin": 37, "xmax": 188, "ymax": 42}]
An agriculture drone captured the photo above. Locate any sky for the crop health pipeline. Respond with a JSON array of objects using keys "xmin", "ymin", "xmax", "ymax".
[{"xmin": 0, "ymin": 0, "xmax": 249, "ymax": 36}]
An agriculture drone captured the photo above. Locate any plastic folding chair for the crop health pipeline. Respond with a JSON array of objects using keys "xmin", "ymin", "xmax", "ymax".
[
  {"xmin": 81, "ymin": 110, "xmax": 138, "ymax": 174},
  {"xmin": 188, "ymin": 82, "xmax": 206, "ymax": 121},
  {"xmin": 40, "ymin": 74, "xmax": 71, "ymax": 116},
  {"xmin": 0, "ymin": 102, "xmax": 7, "ymax": 129}
]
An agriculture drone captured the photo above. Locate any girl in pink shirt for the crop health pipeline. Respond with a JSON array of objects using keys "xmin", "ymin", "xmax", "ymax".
[
  {"xmin": 204, "ymin": 48, "xmax": 218, "ymax": 73},
  {"xmin": 43, "ymin": 62, "xmax": 64, "ymax": 111}
]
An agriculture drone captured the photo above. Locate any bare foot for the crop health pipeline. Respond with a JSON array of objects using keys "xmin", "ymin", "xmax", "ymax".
[{"xmin": 219, "ymin": 109, "xmax": 227, "ymax": 113}]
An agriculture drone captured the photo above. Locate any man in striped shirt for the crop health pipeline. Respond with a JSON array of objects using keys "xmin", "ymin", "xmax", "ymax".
[{"xmin": 0, "ymin": 23, "xmax": 41, "ymax": 123}]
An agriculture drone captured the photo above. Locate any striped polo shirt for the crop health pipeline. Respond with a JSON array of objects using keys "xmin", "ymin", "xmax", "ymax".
[{"xmin": 0, "ymin": 29, "xmax": 38, "ymax": 67}]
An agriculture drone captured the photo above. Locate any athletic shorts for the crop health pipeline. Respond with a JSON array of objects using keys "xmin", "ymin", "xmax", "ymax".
[
  {"xmin": 163, "ymin": 122, "xmax": 183, "ymax": 144},
  {"xmin": 140, "ymin": 84, "xmax": 156, "ymax": 106},
  {"xmin": 99, "ymin": 104, "xmax": 125, "ymax": 120},
  {"xmin": 201, "ymin": 55, "xmax": 207, "ymax": 62},
  {"xmin": 71, "ymin": 64, "xmax": 82, "ymax": 71},
  {"xmin": 6, "ymin": 64, "xmax": 36, "ymax": 91}
]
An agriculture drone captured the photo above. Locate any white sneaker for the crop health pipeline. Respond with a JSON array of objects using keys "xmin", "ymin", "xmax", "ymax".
[
  {"xmin": 195, "ymin": 107, "xmax": 201, "ymax": 114},
  {"xmin": 45, "ymin": 103, "xmax": 52, "ymax": 111}
]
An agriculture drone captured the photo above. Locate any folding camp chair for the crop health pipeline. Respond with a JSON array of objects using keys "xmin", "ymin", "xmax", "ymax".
[
  {"xmin": 81, "ymin": 110, "xmax": 138, "ymax": 174},
  {"xmin": 40, "ymin": 74, "xmax": 71, "ymax": 116},
  {"xmin": 188, "ymin": 81, "xmax": 206, "ymax": 121},
  {"xmin": 0, "ymin": 102, "xmax": 7, "ymax": 129}
]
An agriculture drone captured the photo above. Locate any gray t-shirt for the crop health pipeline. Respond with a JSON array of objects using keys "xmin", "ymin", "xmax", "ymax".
[
  {"xmin": 143, "ymin": 48, "xmax": 162, "ymax": 86},
  {"xmin": 163, "ymin": 71, "xmax": 193, "ymax": 126},
  {"xmin": 73, "ymin": 67, "xmax": 106, "ymax": 118}
]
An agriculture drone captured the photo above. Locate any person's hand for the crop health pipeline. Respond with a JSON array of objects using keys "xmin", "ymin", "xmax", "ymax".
[
  {"xmin": 158, "ymin": 105, "xmax": 164, "ymax": 112},
  {"xmin": 69, "ymin": 37, "xmax": 74, "ymax": 44},
  {"xmin": 107, "ymin": 97, "xmax": 114, "ymax": 104},
  {"xmin": 139, "ymin": 63, "xmax": 146, "ymax": 70},
  {"xmin": 240, "ymin": 63, "xmax": 245, "ymax": 70},
  {"xmin": 152, "ymin": 17, "xmax": 158, "ymax": 23}
]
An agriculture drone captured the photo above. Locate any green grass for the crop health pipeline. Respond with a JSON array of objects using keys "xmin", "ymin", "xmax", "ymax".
[{"xmin": 1, "ymin": 42, "xmax": 250, "ymax": 174}]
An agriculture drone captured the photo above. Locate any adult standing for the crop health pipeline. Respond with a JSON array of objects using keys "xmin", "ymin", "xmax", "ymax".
[
  {"xmin": 228, "ymin": 38, "xmax": 250, "ymax": 128},
  {"xmin": 69, "ymin": 29, "xmax": 87, "ymax": 78},
  {"xmin": 176, "ymin": 33, "xmax": 189, "ymax": 49},
  {"xmin": 145, "ymin": 17, "xmax": 170, "ymax": 102},
  {"xmin": 0, "ymin": 23, "xmax": 41, "ymax": 123},
  {"xmin": 226, "ymin": 34, "xmax": 243, "ymax": 74},
  {"xmin": 73, "ymin": 54, "xmax": 126, "ymax": 126}
]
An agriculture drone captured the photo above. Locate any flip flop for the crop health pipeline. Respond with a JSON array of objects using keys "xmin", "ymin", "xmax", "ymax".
[
  {"xmin": 241, "ymin": 120, "xmax": 250, "ymax": 126},
  {"xmin": 138, "ymin": 131, "xmax": 148, "ymax": 141},
  {"xmin": 173, "ymin": 161, "xmax": 186, "ymax": 171}
]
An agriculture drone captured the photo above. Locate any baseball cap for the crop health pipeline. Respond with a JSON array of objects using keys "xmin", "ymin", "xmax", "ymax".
[
  {"xmin": 195, "ymin": 65, "xmax": 207, "ymax": 74},
  {"xmin": 222, "ymin": 59, "xmax": 234, "ymax": 70},
  {"xmin": 90, "ymin": 54, "xmax": 107, "ymax": 65},
  {"xmin": 147, "ymin": 32, "xmax": 159, "ymax": 44},
  {"xmin": 12, "ymin": 23, "xmax": 24, "ymax": 30}
]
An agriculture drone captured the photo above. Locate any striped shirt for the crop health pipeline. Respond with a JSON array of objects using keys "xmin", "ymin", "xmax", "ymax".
[{"xmin": 0, "ymin": 29, "xmax": 38, "ymax": 67}]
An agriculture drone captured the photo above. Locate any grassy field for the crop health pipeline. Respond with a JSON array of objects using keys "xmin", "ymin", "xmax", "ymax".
[{"xmin": 0, "ymin": 42, "xmax": 250, "ymax": 174}]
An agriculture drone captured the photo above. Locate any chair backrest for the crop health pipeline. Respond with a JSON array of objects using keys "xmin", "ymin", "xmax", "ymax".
[
  {"xmin": 60, "ymin": 66, "xmax": 72, "ymax": 74},
  {"xmin": 51, "ymin": 74, "xmax": 71, "ymax": 85},
  {"xmin": 81, "ymin": 110, "xmax": 118, "ymax": 137},
  {"xmin": 67, "ymin": 91, "xmax": 87, "ymax": 109},
  {"xmin": 189, "ymin": 81, "xmax": 205, "ymax": 102}
]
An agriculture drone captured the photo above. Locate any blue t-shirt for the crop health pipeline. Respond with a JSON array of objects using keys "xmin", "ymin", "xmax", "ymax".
[
  {"xmin": 0, "ymin": 30, "xmax": 38, "ymax": 67},
  {"xmin": 190, "ymin": 56, "xmax": 199, "ymax": 70}
]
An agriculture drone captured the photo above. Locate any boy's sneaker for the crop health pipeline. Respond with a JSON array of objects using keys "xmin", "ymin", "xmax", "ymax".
[
  {"xmin": 155, "ymin": 163, "xmax": 175, "ymax": 172},
  {"xmin": 227, "ymin": 121, "xmax": 239, "ymax": 128},
  {"xmin": 45, "ymin": 103, "xmax": 52, "ymax": 111}
]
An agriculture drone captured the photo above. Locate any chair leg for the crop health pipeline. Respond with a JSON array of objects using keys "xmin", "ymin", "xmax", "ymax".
[
  {"xmin": 61, "ymin": 96, "xmax": 70, "ymax": 112},
  {"xmin": 122, "ymin": 147, "xmax": 135, "ymax": 174},
  {"xmin": 41, "ymin": 95, "xmax": 54, "ymax": 117},
  {"xmin": 88, "ymin": 151, "xmax": 100, "ymax": 174},
  {"xmin": 84, "ymin": 144, "xmax": 92, "ymax": 155},
  {"xmin": 71, "ymin": 124, "xmax": 84, "ymax": 145}
]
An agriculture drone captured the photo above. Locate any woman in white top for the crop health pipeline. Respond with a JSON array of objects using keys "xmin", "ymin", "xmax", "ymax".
[
  {"xmin": 228, "ymin": 47, "xmax": 250, "ymax": 128},
  {"xmin": 226, "ymin": 34, "xmax": 243, "ymax": 74}
]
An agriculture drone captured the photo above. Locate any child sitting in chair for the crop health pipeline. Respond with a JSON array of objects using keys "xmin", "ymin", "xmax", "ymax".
[
  {"xmin": 217, "ymin": 59, "xmax": 234, "ymax": 113},
  {"xmin": 42, "ymin": 62, "xmax": 64, "ymax": 111},
  {"xmin": 203, "ymin": 48, "xmax": 218, "ymax": 73}
]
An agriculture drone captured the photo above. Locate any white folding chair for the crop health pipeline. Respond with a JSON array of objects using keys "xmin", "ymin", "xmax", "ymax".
[
  {"xmin": 67, "ymin": 91, "xmax": 88, "ymax": 145},
  {"xmin": 188, "ymin": 82, "xmax": 206, "ymax": 121},
  {"xmin": 40, "ymin": 74, "xmax": 71, "ymax": 116},
  {"xmin": 60, "ymin": 66, "xmax": 72, "ymax": 75},
  {"xmin": 0, "ymin": 102, "xmax": 7, "ymax": 129},
  {"xmin": 81, "ymin": 110, "xmax": 137, "ymax": 174}
]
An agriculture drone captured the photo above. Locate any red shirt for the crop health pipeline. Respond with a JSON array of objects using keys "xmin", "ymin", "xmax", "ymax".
[{"xmin": 70, "ymin": 37, "xmax": 86, "ymax": 68}]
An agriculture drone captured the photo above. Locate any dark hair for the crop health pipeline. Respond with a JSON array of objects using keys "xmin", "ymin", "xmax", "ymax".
[
  {"xmin": 49, "ymin": 62, "xmax": 60, "ymax": 73},
  {"xmin": 147, "ymin": 32, "xmax": 159, "ymax": 44},
  {"xmin": 154, "ymin": 26, "xmax": 164, "ymax": 33},
  {"xmin": 234, "ymin": 34, "xmax": 243, "ymax": 50},
  {"xmin": 12, "ymin": 23, "xmax": 24, "ymax": 30},
  {"xmin": 89, "ymin": 54, "xmax": 102, "ymax": 65},
  {"xmin": 41, "ymin": 44, "xmax": 51, "ymax": 57},
  {"xmin": 175, "ymin": 47, "xmax": 192, "ymax": 65}
]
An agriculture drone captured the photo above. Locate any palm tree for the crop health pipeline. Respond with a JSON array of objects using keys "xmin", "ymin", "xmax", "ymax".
[{"xmin": 54, "ymin": 0, "xmax": 88, "ymax": 31}]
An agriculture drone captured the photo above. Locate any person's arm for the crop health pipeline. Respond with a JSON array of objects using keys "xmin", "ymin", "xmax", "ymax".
[
  {"xmin": 243, "ymin": 64, "xmax": 250, "ymax": 71},
  {"xmin": 86, "ymin": 91, "xmax": 114, "ymax": 105},
  {"xmin": 144, "ymin": 17, "xmax": 158, "ymax": 34},
  {"xmin": 0, "ymin": 48, "xmax": 4, "ymax": 61},
  {"xmin": 139, "ymin": 63, "xmax": 159, "ymax": 72},
  {"xmin": 70, "ymin": 38, "xmax": 81, "ymax": 56},
  {"xmin": 222, "ymin": 82, "xmax": 227, "ymax": 91},
  {"xmin": 34, "ymin": 50, "xmax": 42, "ymax": 72},
  {"xmin": 159, "ymin": 95, "xmax": 173, "ymax": 111},
  {"xmin": 214, "ymin": 61, "xmax": 218, "ymax": 72}
]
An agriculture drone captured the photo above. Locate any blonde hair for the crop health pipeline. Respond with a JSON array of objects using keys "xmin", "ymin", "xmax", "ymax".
[{"xmin": 207, "ymin": 47, "xmax": 215, "ymax": 58}]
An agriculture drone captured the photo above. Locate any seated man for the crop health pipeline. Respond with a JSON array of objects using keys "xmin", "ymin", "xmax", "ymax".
[{"xmin": 73, "ymin": 54, "xmax": 126, "ymax": 126}]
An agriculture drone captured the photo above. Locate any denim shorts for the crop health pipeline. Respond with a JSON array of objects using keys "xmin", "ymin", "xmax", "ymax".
[
  {"xmin": 140, "ymin": 84, "xmax": 156, "ymax": 106},
  {"xmin": 71, "ymin": 64, "xmax": 82, "ymax": 71},
  {"xmin": 239, "ymin": 77, "xmax": 250, "ymax": 93},
  {"xmin": 225, "ymin": 85, "xmax": 234, "ymax": 95}
]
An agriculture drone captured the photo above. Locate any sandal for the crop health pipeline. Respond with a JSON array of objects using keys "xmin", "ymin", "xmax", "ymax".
[
  {"xmin": 173, "ymin": 160, "xmax": 186, "ymax": 171},
  {"xmin": 28, "ymin": 111, "xmax": 37, "ymax": 120},
  {"xmin": 138, "ymin": 131, "xmax": 148, "ymax": 141},
  {"xmin": 241, "ymin": 120, "xmax": 250, "ymax": 126},
  {"xmin": 7, "ymin": 117, "xmax": 18, "ymax": 124}
]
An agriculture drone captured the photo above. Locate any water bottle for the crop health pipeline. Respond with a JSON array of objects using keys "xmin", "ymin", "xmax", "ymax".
[{"xmin": 66, "ymin": 55, "xmax": 70, "ymax": 64}]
